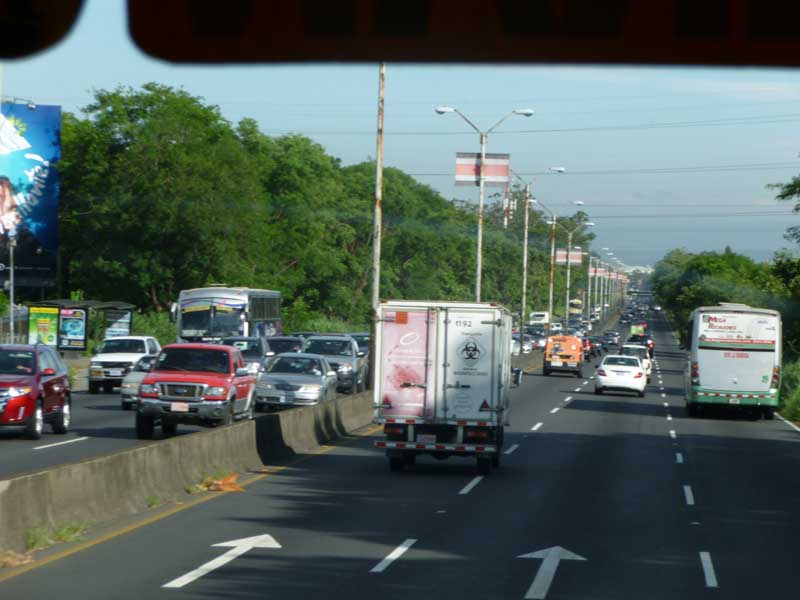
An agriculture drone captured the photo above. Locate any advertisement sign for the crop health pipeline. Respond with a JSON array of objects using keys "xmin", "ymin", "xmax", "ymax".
[
  {"xmin": 455, "ymin": 152, "xmax": 510, "ymax": 186},
  {"xmin": 27, "ymin": 306, "xmax": 59, "ymax": 346},
  {"xmin": 378, "ymin": 309, "xmax": 437, "ymax": 418},
  {"xmin": 0, "ymin": 102, "xmax": 60, "ymax": 289},
  {"xmin": 698, "ymin": 313, "xmax": 778, "ymax": 349},
  {"xmin": 59, "ymin": 308, "xmax": 87, "ymax": 350},
  {"xmin": 105, "ymin": 309, "xmax": 133, "ymax": 338}
]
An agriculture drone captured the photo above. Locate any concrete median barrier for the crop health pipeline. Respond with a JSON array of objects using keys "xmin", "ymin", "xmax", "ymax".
[{"xmin": 0, "ymin": 390, "xmax": 374, "ymax": 553}]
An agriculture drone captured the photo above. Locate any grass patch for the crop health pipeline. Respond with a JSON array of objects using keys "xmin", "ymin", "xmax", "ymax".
[
  {"xmin": 25, "ymin": 526, "xmax": 52, "ymax": 552},
  {"xmin": 780, "ymin": 360, "xmax": 800, "ymax": 421},
  {"xmin": 25, "ymin": 522, "xmax": 87, "ymax": 552},
  {"xmin": 52, "ymin": 523, "xmax": 87, "ymax": 544},
  {"xmin": 145, "ymin": 496, "xmax": 161, "ymax": 508}
]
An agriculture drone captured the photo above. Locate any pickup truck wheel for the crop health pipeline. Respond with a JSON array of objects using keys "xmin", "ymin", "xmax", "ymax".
[
  {"xmin": 388, "ymin": 456, "xmax": 404, "ymax": 472},
  {"xmin": 476, "ymin": 456, "xmax": 492, "ymax": 475},
  {"xmin": 162, "ymin": 421, "xmax": 177, "ymax": 436},
  {"xmin": 52, "ymin": 399, "xmax": 71, "ymax": 434},
  {"xmin": 135, "ymin": 412, "xmax": 155, "ymax": 439},
  {"xmin": 89, "ymin": 382, "xmax": 100, "ymax": 394},
  {"xmin": 24, "ymin": 402, "xmax": 44, "ymax": 440}
]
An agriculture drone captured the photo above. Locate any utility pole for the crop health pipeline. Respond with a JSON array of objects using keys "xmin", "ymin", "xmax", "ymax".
[
  {"xmin": 547, "ymin": 214, "xmax": 557, "ymax": 335},
  {"xmin": 369, "ymin": 62, "xmax": 386, "ymax": 390},
  {"xmin": 9, "ymin": 229, "xmax": 15, "ymax": 342},
  {"xmin": 564, "ymin": 233, "xmax": 573, "ymax": 331},
  {"xmin": 585, "ymin": 256, "xmax": 593, "ymax": 332},
  {"xmin": 521, "ymin": 183, "xmax": 531, "ymax": 325}
]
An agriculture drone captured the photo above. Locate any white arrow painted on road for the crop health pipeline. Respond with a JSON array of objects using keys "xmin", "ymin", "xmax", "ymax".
[
  {"xmin": 163, "ymin": 534, "xmax": 282, "ymax": 588},
  {"xmin": 518, "ymin": 546, "xmax": 587, "ymax": 599}
]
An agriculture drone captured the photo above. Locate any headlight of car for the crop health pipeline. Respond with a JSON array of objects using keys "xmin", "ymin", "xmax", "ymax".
[
  {"xmin": 139, "ymin": 384, "xmax": 158, "ymax": 395},
  {"xmin": 257, "ymin": 381, "xmax": 274, "ymax": 390},
  {"xmin": 298, "ymin": 384, "xmax": 321, "ymax": 392},
  {"xmin": 337, "ymin": 363, "xmax": 353, "ymax": 373},
  {"xmin": 205, "ymin": 386, "xmax": 227, "ymax": 397},
  {"xmin": 5, "ymin": 387, "xmax": 32, "ymax": 397}
]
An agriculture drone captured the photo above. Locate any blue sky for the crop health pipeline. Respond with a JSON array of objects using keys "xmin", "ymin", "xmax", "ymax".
[{"xmin": 3, "ymin": 0, "xmax": 800, "ymax": 266}]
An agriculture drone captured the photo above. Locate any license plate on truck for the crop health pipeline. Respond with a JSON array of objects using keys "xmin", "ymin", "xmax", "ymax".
[
  {"xmin": 108, "ymin": 370, "xmax": 123, "ymax": 377},
  {"xmin": 728, "ymin": 397, "xmax": 740, "ymax": 405},
  {"xmin": 171, "ymin": 402, "xmax": 189, "ymax": 412},
  {"xmin": 550, "ymin": 361, "xmax": 562, "ymax": 367}
]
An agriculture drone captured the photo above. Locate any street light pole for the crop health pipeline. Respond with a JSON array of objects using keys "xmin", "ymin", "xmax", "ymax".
[
  {"xmin": 585, "ymin": 255, "xmax": 593, "ymax": 332},
  {"xmin": 369, "ymin": 62, "xmax": 386, "ymax": 390},
  {"xmin": 564, "ymin": 231, "xmax": 574, "ymax": 331},
  {"xmin": 521, "ymin": 183, "xmax": 531, "ymax": 324},
  {"xmin": 436, "ymin": 106, "xmax": 533, "ymax": 302},
  {"xmin": 9, "ymin": 229, "xmax": 16, "ymax": 342}
]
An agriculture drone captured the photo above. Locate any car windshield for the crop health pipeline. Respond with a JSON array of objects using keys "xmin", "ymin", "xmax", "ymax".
[
  {"xmin": 268, "ymin": 357, "xmax": 323, "ymax": 375},
  {"xmin": 604, "ymin": 357, "xmax": 639, "ymax": 367},
  {"xmin": 268, "ymin": 339, "xmax": 305, "ymax": 354},
  {"xmin": 349, "ymin": 334, "xmax": 369, "ymax": 348},
  {"xmin": 0, "ymin": 350, "xmax": 35, "ymax": 375},
  {"xmin": 305, "ymin": 340, "xmax": 353, "ymax": 356},
  {"xmin": 223, "ymin": 338, "xmax": 262, "ymax": 358},
  {"xmin": 156, "ymin": 348, "xmax": 230, "ymax": 374},
  {"xmin": 97, "ymin": 339, "xmax": 146, "ymax": 354}
]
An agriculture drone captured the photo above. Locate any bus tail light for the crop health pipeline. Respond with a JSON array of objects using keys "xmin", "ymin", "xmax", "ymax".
[
  {"xmin": 772, "ymin": 366, "xmax": 781, "ymax": 388},
  {"xmin": 691, "ymin": 361, "xmax": 699, "ymax": 385}
]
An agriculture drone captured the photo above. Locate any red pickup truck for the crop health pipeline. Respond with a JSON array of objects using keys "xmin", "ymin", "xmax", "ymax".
[{"xmin": 135, "ymin": 343, "xmax": 256, "ymax": 439}]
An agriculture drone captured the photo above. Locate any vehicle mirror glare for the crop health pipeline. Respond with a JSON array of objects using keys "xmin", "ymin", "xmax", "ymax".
[
  {"xmin": 235, "ymin": 367, "xmax": 250, "ymax": 377},
  {"xmin": 327, "ymin": 371, "xmax": 337, "ymax": 377}
]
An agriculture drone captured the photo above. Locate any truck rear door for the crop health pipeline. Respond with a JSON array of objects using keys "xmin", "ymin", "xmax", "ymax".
[
  {"xmin": 376, "ymin": 306, "xmax": 437, "ymax": 419},
  {"xmin": 440, "ymin": 307, "xmax": 498, "ymax": 423}
]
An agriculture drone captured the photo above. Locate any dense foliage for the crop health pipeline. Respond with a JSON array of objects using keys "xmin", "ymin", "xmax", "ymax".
[{"xmin": 56, "ymin": 84, "xmax": 595, "ymax": 327}]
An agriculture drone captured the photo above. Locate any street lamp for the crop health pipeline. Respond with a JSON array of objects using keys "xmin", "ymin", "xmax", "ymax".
[
  {"xmin": 8, "ymin": 227, "xmax": 16, "ymax": 341},
  {"xmin": 537, "ymin": 199, "xmax": 584, "ymax": 336},
  {"xmin": 557, "ymin": 221, "xmax": 594, "ymax": 331},
  {"xmin": 511, "ymin": 168, "xmax": 564, "ymax": 328},
  {"xmin": 437, "ymin": 105, "xmax": 534, "ymax": 301}
]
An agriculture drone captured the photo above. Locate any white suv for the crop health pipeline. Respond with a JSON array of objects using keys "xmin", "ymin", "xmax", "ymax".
[{"xmin": 89, "ymin": 336, "xmax": 161, "ymax": 394}]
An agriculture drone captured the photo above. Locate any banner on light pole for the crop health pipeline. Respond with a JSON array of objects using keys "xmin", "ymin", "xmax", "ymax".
[
  {"xmin": 555, "ymin": 249, "xmax": 584, "ymax": 265},
  {"xmin": 455, "ymin": 152, "xmax": 510, "ymax": 186}
]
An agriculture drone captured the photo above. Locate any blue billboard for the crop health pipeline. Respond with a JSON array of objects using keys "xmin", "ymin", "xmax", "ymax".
[{"xmin": 0, "ymin": 102, "xmax": 60, "ymax": 289}]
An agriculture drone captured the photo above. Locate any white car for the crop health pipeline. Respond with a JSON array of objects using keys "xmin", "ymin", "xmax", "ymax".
[
  {"xmin": 550, "ymin": 322, "xmax": 563, "ymax": 333},
  {"xmin": 89, "ymin": 336, "xmax": 162, "ymax": 394},
  {"xmin": 595, "ymin": 355, "xmax": 647, "ymax": 397},
  {"xmin": 619, "ymin": 344, "xmax": 652, "ymax": 383}
]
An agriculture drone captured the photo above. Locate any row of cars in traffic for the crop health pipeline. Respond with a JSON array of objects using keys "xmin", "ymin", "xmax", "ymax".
[
  {"xmin": 0, "ymin": 331, "xmax": 372, "ymax": 441},
  {"xmin": 89, "ymin": 331, "xmax": 373, "ymax": 439}
]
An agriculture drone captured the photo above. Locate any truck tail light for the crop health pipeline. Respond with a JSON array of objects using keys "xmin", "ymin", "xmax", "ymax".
[
  {"xmin": 384, "ymin": 425, "xmax": 405, "ymax": 436},
  {"xmin": 465, "ymin": 429, "xmax": 490, "ymax": 440},
  {"xmin": 772, "ymin": 366, "xmax": 781, "ymax": 387}
]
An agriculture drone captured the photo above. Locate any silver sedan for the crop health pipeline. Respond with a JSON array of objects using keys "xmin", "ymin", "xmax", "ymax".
[{"xmin": 254, "ymin": 353, "xmax": 337, "ymax": 411}]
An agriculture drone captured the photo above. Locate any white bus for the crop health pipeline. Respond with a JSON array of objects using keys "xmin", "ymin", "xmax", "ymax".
[
  {"xmin": 528, "ymin": 311, "xmax": 549, "ymax": 327},
  {"xmin": 685, "ymin": 303, "xmax": 781, "ymax": 419},
  {"xmin": 171, "ymin": 286, "xmax": 282, "ymax": 343}
]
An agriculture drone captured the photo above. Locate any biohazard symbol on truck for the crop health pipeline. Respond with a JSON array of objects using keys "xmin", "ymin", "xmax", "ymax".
[{"xmin": 460, "ymin": 338, "xmax": 483, "ymax": 361}]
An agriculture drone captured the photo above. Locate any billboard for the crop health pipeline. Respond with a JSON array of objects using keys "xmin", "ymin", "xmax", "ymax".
[
  {"xmin": 455, "ymin": 152, "xmax": 510, "ymax": 186},
  {"xmin": 0, "ymin": 102, "xmax": 60, "ymax": 290},
  {"xmin": 59, "ymin": 307, "xmax": 88, "ymax": 351},
  {"xmin": 27, "ymin": 306, "xmax": 59, "ymax": 346}
]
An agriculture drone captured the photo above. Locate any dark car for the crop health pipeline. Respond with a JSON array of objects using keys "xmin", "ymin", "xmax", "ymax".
[
  {"xmin": 589, "ymin": 336, "xmax": 607, "ymax": 355},
  {"xmin": 0, "ymin": 344, "xmax": 71, "ymax": 440},
  {"xmin": 266, "ymin": 336, "xmax": 306, "ymax": 355},
  {"xmin": 222, "ymin": 336, "xmax": 270, "ymax": 375},
  {"xmin": 348, "ymin": 332, "xmax": 370, "ymax": 355},
  {"xmin": 290, "ymin": 331, "xmax": 318, "ymax": 340}
]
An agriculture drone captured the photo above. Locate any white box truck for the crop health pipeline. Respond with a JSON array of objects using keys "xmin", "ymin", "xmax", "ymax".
[{"xmin": 373, "ymin": 300, "xmax": 512, "ymax": 474}]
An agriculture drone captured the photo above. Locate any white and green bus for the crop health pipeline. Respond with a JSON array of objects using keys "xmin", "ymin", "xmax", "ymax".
[{"xmin": 685, "ymin": 303, "xmax": 782, "ymax": 419}]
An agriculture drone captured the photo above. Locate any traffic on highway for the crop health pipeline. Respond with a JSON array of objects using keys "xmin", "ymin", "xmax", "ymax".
[{"xmin": 3, "ymin": 3, "xmax": 800, "ymax": 599}]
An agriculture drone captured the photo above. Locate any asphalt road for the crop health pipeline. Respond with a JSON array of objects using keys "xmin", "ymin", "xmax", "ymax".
[
  {"xmin": 0, "ymin": 391, "xmax": 204, "ymax": 479},
  {"xmin": 3, "ymin": 312, "xmax": 800, "ymax": 599}
]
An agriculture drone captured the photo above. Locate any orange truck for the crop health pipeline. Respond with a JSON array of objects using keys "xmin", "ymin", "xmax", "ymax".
[{"xmin": 543, "ymin": 335, "xmax": 584, "ymax": 378}]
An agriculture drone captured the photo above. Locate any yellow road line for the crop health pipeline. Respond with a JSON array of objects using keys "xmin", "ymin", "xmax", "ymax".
[{"xmin": 0, "ymin": 423, "xmax": 384, "ymax": 583}]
